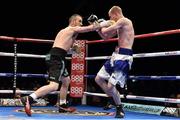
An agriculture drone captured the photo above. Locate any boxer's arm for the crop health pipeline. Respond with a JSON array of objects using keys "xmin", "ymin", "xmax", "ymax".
[
  {"xmin": 96, "ymin": 24, "xmax": 117, "ymax": 40},
  {"xmin": 96, "ymin": 19, "xmax": 116, "ymax": 39},
  {"xmin": 97, "ymin": 28, "xmax": 117, "ymax": 40},
  {"xmin": 87, "ymin": 14, "xmax": 114, "ymax": 32},
  {"xmin": 74, "ymin": 23, "xmax": 101, "ymax": 33},
  {"xmin": 101, "ymin": 18, "xmax": 127, "ymax": 34},
  {"xmin": 96, "ymin": 28, "xmax": 108, "ymax": 40},
  {"xmin": 99, "ymin": 20, "xmax": 115, "ymax": 28}
]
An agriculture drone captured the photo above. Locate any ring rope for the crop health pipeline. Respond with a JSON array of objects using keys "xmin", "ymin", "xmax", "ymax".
[
  {"xmin": 1, "ymin": 73, "xmax": 180, "ymax": 81},
  {"xmin": 129, "ymin": 76, "xmax": 180, "ymax": 80},
  {"xmin": 0, "ymin": 29, "xmax": 179, "ymax": 44},
  {"xmin": 0, "ymin": 73, "xmax": 48, "ymax": 78},
  {"xmin": 0, "ymin": 90, "xmax": 59, "ymax": 94},
  {"xmin": 86, "ymin": 51, "xmax": 180, "ymax": 60},
  {"xmin": 0, "ymin": 90, "xmax": 179, "ymax": 104},
  {"xmin": 0, "ymin": 52, "xmax": 71, "ymax": 60},
  {"xmin": 0, "ymin": 52, "xmax": 71, "ymax": 59},
  {"xmin": 86, "ymin": 29, "xmax": 180, "ymax": 44},
  {"xmin": 0, "ymin": 50, "xmax": 180, "ymax": 59},
  {"xmin": 85, "ymin": 75, "xmax": 180, "ymax": 81},
  {"xmin": 0, "ymin": 52, "xmax": 46, "ymax": 58},
  {"xmin": 0, "ymin": 36, "xmax": 53, "ymax": 43},
  {"xmin": 126, "ymin": 95, "xmax": 180, "ymax": 103},
  {"xmin": 84, "ymin": 92, "xmax": 180, "ymax": 104}
]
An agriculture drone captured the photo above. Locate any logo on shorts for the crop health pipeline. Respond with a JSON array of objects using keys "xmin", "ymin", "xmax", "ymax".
[{"xmin": 50, "ymin": 76, "xmax": 55, "ymax": 80}]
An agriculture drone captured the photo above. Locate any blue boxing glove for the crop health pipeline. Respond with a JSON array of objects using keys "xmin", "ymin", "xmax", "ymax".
[{"xmin": 87, "ymin": 14, "xmax": 98, "ymax": 24}]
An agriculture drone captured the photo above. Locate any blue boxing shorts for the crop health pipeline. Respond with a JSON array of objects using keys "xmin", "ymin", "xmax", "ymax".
[{"xmin": 97, "ymin": 48, "xmax": 133, "ymax": 88}]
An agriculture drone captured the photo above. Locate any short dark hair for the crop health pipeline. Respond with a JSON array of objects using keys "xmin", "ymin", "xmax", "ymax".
[{"xmin": 69, "ymin": 14, "xmax": 81, "ymax": 23}]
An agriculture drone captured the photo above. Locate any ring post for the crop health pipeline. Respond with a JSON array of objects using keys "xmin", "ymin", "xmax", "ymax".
[
  {"xmin": 70, "ymin": 40, "xmax": 86, "ymax": 99},
  {"xmin": 13, "ymin": 38, "xmax": 17, "ymax": 97}
]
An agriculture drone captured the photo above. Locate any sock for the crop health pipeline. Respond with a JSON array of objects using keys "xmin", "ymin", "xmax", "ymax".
[
  {"xmin": 30, "ymin": 93, "xmax": 37, "ymax": 100},
  {"xmin": 60, "ymin": 99, "xmax": 66, "ymax": 105}
]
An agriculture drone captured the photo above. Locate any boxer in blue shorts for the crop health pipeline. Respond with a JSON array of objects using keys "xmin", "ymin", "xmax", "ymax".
[
  {"xmin": 94, "ymin": 6, "xmax": 135, "ymax": 118},
  {"xmin": 98, "ymin": 48, "xmax": 133, "ymax": 88}
]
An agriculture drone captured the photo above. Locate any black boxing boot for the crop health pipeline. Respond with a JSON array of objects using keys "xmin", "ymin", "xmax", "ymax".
[
  {"xmin": 115, "ymin": 104, "xmax": 125, "ymax": 118},
  {"xmin": 103, "ymin": 97, "xmax": 114, "ymax": 110}
]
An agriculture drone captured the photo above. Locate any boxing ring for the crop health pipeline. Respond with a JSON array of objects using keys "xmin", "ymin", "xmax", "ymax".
[{"xmin": 0, "ymin": 29, "xmax": 180, "ymax": 119}]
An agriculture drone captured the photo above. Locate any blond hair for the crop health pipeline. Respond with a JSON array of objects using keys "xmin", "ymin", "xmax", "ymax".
[{"xmin": 108, "ymin": 6, "xmax": 122, "ymax": 15}]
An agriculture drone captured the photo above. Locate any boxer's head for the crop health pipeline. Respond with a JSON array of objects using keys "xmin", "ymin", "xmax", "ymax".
[
  {"xmin": 108, "ymin": 6, "xmax": 123, "ymax": 22},
  {"xmin": 69, "ymin": 14, "xmax": 83, "ymax": 26}
]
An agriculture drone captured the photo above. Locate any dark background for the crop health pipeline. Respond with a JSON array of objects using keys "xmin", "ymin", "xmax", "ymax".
[
  {"xmin": 0, "ymin": 0, "xmax": 179, "ymax": 38},
  {"xmin": 0, "ymin": 0, "xmax": 179, "ymax": 105}
]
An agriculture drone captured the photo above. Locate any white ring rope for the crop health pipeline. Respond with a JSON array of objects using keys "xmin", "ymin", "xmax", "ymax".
[
  {"xmin": 84, "ymin": 92, "xmax": 180, "ymax": 104},
  {"xmin": 0, "ymin": 90, "xmax": 179, "ymax": 104},
  {"xmin": 0, "ymin": 52, "xmax": 71, "ymax": 60},
  {"xmin": 133, "ymin": 51, "xmax": 180, "ymax": 58},
  {"xmin": 86, "ymin": 51, "xmax": 180, "ymax": 60},
  {"xmin": 0, "ymin": 50, "xmax": 180, "ymax": 60},
  {"xmin": 0, "ymin": 52, "xmax": 46, "ymax": 58},
  {"xmin": 129, "ymin": 76, "xmax": 180, "ymax": 80}
]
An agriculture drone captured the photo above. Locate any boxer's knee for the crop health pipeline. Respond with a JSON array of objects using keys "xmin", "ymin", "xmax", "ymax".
[
  {"xmin": 95, "ymin": 75, "xmax": 103, "ymax": 85},
  {"xmin": 49, "ymin": 81, "xmax": 59, "ymax": 91},
  {"xmin": 107, "ymin": 83, "xmax": 116, "ymax": 95}
]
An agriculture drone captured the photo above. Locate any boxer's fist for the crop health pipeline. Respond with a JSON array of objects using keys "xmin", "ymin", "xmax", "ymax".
[
  {"xmin": 87, "ymin": 14, "xmax": 98, "ymax": 24},
  {"xmin": 99, "ymin": 20, "xmax": 115, "ymax": 27},
  {"xmin": 72, "ymin": 44, "xmax": 81, "ymax": 54}
]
